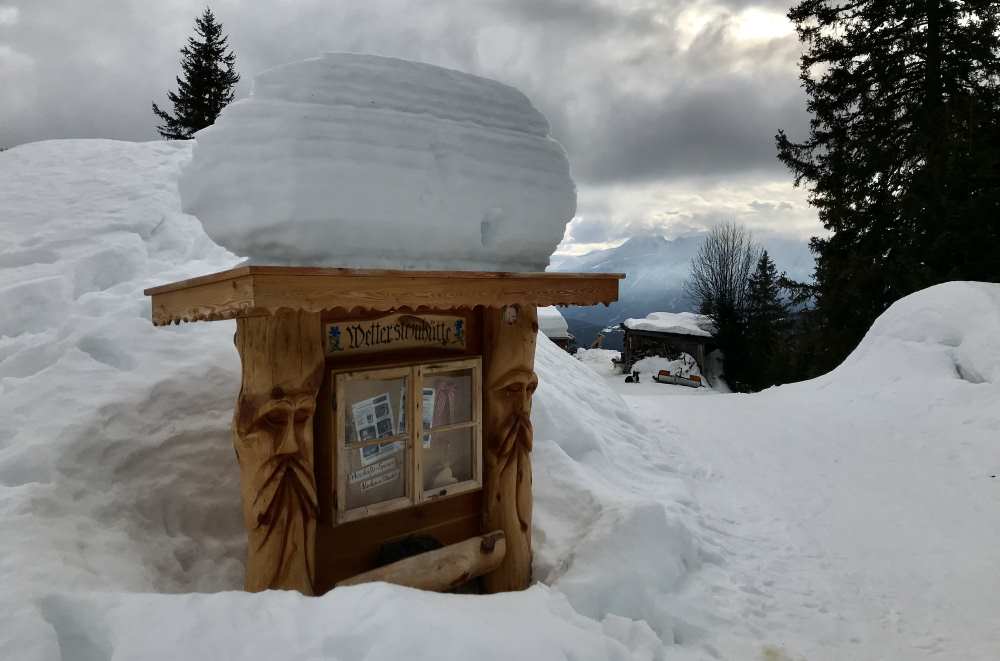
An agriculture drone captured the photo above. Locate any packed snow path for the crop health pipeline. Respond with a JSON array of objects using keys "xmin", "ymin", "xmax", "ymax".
[{"xmin": 598, "ymin": 293, "xmax": 1000, "ymax": 660}]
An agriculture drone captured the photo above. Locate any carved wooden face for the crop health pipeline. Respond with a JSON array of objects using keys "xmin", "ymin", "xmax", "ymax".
[
  {"xmin": 487, "ymin": 367, "xmax": 538, "ymax": 463},
  {"xmin": 236, "ymin": 381, "xmax": 320, "ymax": 528},
  {"xmin": 491, "ymin": 368, "xmax": 538, "ymax": 419}
]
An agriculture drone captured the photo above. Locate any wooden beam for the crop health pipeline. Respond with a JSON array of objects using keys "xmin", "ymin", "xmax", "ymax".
[
  {"xmin": 335, "ymin": 531, "xmax": 506, "ymax": 592},
  {"xmin": 145, "ymin": 267, "xmax": 623, "ymax": 326}
]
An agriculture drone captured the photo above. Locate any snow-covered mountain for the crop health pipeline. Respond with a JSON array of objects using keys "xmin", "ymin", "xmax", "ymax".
[{"xmin": 548, "ymin": 233, "xmax": 814, "ymax": 347}]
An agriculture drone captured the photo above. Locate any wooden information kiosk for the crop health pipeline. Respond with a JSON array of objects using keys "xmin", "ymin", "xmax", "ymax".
[{"xmin": 145, "ymin": 266, "xmax": 622, "ymax": 595}]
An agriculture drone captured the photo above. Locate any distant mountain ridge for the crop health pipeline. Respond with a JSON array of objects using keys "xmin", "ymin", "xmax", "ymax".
[{"xmin": 548, "ymin": 233, "xmax": 814, "ymax": 348}]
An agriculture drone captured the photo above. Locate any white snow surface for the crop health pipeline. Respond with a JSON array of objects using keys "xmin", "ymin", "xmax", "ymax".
[
  {"xmin": 622, "ymin": 311, "xmax": 714, "ymax": 337},
  {"xmin": 2, "ymin": 139, "xmax": 999, "ymax": 660},
  {"xmin": 180, "ymin": 53, "xmax": 576, "ymax": 271},
  {"xmin": 537, "ymin": 306, "xmax": 570, "ymax": 340},
  {"xmin": 575, "ymin": 347, "xmax": 621, "ymax": 375},
  {"xmin": 0, "ymin": 139, "xmax": 682, "ymax": 661},
  {"xmin": 632, "ymin": 354, "xmax": 702, "ymax": 380}
]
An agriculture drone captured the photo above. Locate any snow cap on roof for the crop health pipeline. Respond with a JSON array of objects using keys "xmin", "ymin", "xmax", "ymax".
[
  {"xmin": 538, "ymin": 305, "xmax": 571, "ymax": 339},
  {"xmin": 179, "ymin": 53, "xmax": 576, "ymax": 271},
  {"xmin": 622, "ymin": 311, "xmax": 714, "ymax": 337}
]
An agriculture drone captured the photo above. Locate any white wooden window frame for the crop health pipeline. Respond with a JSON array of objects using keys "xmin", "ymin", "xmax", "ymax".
[{"xmin": 333, "ymin": 357, "xmax": 483, "ymax": 524}]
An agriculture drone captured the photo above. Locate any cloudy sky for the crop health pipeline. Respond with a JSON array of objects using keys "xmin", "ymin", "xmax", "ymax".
[{"xmin": 0, "ymin": 0, "xmax": 820, "ymax": 255}]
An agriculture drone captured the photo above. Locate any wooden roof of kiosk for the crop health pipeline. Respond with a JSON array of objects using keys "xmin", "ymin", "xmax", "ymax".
[
  {"xmin": 145, "ymin": 266, "xmax": 623, "ymax": 326},
  {"xmin": 145, "ymin": 266, "xmax": 622, "ymax": 597}
]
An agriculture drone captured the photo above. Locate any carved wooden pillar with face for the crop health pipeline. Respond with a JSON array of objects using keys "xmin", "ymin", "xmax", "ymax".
[
  {"xmin": 482, "ymin": 304, "xmax": 538, "ymax": 592},
  {"xmin": 233, "ymin": 310, "xmax": 324, "ymax": 594}
]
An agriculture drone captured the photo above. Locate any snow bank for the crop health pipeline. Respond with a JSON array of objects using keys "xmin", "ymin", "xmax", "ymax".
[
  {"xmin": 0, "ymin": 140, "xmax": 244, "ymax": 659},
  {"xmin": 538, "ymin": 306, "xmax": 570, "ymax": 340},
  {"xmin": 632, "ymin": 353, "xmax": 702, "ymax": 380},
  {"xmin": 180, "ymin": 53, "xmax": 576, "ymax": 271},
  {"xmin": 575, "ymin": 347, "xmax": 621, "ymax": 375},
  {"xmin": 0, "ymin": 139, "xmax": 698, "ymax": 660},
  {"xmin": 622, "ymin": 311, "xmax": 714, "ymax": 337},
  {"xmin": 830, "ymin": 280, "xmax": 1000, "ymax": 386},
  {"xmin": 633, "ymin": 281, "xmax": 1000, "ymax": 658},
  {"xmin": 533, "ymin": 336, "xmax": 708, "ymax": 645},
  {"xmin": 33, "ymin": 585, "xmax": 659, "ymax": 661}
]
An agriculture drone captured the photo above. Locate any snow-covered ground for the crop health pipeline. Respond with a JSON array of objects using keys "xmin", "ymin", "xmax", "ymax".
[
  {"xmin": 645, "ymin": 283, "xmax": 1000, "ymax": 660},
  {"xmin": 0, "ymin": 139, "xmax": 701, "ymax": 661},
  {"xmin": 584, "ymin": 286, "xmax": 1000, "ymax": 659},
  {"xmin": 577, "ymin": 348, "xmax": 713, "ymax": 391},
  {"xmin": 2, "ymin": 139, "xmax": 998, "ymax": 660}
]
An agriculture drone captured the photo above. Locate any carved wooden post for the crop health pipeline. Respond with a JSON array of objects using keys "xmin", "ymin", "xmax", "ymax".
[
  {"xmin": 482, "ymin": 304, "xmax": 538, "ymax": 592},
  {"xmin": 233, "ymin": 310, "xmax": 324, "ymax": 594}
]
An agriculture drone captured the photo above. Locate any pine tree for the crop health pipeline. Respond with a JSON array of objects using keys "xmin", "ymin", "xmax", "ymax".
[
  {"xmin": 776, "ymin": 1, "xmax": 1000, "ymax": 370},
  {"xmin": 152, "ymin": 8, "xmax": 240, "ymax": 140},
  {"xmin": 745, "ymin": 251, "xmax": 788, "ymax": 390}
]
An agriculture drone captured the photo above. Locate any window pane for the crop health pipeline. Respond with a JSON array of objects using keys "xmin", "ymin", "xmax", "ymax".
[
  {"xmin": 343, "ymin": 375, "xmax": 408, "ymax": 445},
  {"xmin": 345, "ymin": 441, "xmax": 408, "ymax": 510},
  {"xmin": 422, "ymin": 368, "xmax": 474, "ymax": 431},
  {"xmin": 422, "ymin": 426, "xmax": 474, "ymax": 492}
]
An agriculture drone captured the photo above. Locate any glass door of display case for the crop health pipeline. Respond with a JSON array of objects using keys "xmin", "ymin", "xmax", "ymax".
[
  {"xmin": 420, "ymin": 358, "xmax": 482, "ymax": 501},
  {"xmin": 335, "ymin": 365, "xmax": 413, "ymax": 522},
  {"xmin": 333, "ymin": 357, "xmax": 482, "ymax": 524}
]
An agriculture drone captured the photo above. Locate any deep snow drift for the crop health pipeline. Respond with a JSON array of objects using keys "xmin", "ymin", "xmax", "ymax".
[
  {"xmin": 615, "ymin": 283, "xmax": 1000, "ymax": 660},
  {"xmin": 0, "ymin": 140, "xmax": 696, "ymax": 660},
  {"xmin": 3, "ymin": 139, "xmax": 999, "ymax": 660},
  {"xmin": 180, "ymin": 53, "xmax": 576, "ymax": 270}
]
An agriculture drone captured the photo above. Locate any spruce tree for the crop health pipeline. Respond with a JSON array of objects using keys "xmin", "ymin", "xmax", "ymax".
[
  {"xmin": 745, "ymin": 251, "xmax": 787, "ymax": 390},
  {"xmin": 776, "ymin": 1, "xmax": 1000, "ymax": 370},
  {"xmin": 153, "ymin": 7, "xmax": 240, "ymax": 140}
]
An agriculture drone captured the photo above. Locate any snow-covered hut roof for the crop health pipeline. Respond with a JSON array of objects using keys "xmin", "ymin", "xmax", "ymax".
[
  {"xmin": 622, "ymin": 311, "xmax": 714, "ymax": 337},
  {"xmin": 538, "ymin": 306, "xmax": 571, "ymax": 340}
]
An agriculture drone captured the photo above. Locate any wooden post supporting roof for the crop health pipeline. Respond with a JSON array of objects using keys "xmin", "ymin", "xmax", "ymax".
[
  {"xmin": 234, "ymin": 309, "xmax": 325, "ymax": 594},
  {"xmin": 482, "ymin": 305, "xmax": 539, "ymax": 592}
]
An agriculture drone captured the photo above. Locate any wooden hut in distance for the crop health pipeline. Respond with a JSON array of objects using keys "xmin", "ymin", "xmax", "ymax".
[
  {"xmin": 538, "ymin": 306, "xmax": 574, "ymax": 351},
  {"xmin": 618, "ymin": 311, "xmax": 715, "ymax": 374}
]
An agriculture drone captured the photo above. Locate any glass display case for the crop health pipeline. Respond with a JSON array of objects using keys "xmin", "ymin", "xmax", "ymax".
[{"xmin": 334, "ymin": 357, "xmax": 482, "ymax": 522}]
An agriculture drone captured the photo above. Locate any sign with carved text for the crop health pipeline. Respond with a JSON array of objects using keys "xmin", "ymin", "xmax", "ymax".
[{"xmin": 326, "ymin": 313, "xmax": 466, "ymax": 356}]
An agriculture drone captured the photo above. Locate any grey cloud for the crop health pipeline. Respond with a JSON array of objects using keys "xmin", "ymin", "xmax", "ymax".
[
  {"xmin": 481, "ymin": 0, "xmax": 664, "ymax": 36},
  {"xmin": 469, "ymin": 1, "xmax": 810, "ymax": 185},
  {"xmin": 1, "ymin": 0, "xmax": 818, "ymax": 244},
  {"xmin": 565, "ymin": 216, "xmax": 612, "ymax": 244},
  {"xmin": 1, "ymin": 0, "xmax": 482, "ymax": 146},
  {"xmin": 4, "ymin": 0, "xmax": 809, "ymax": 183},
  {"xmin": 750, "ymin": 200, "xmax": 795, "ymax": 212},
  {"xmin": 574, "ymin": 75, "xmax": 807, "ymax": 184}
]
